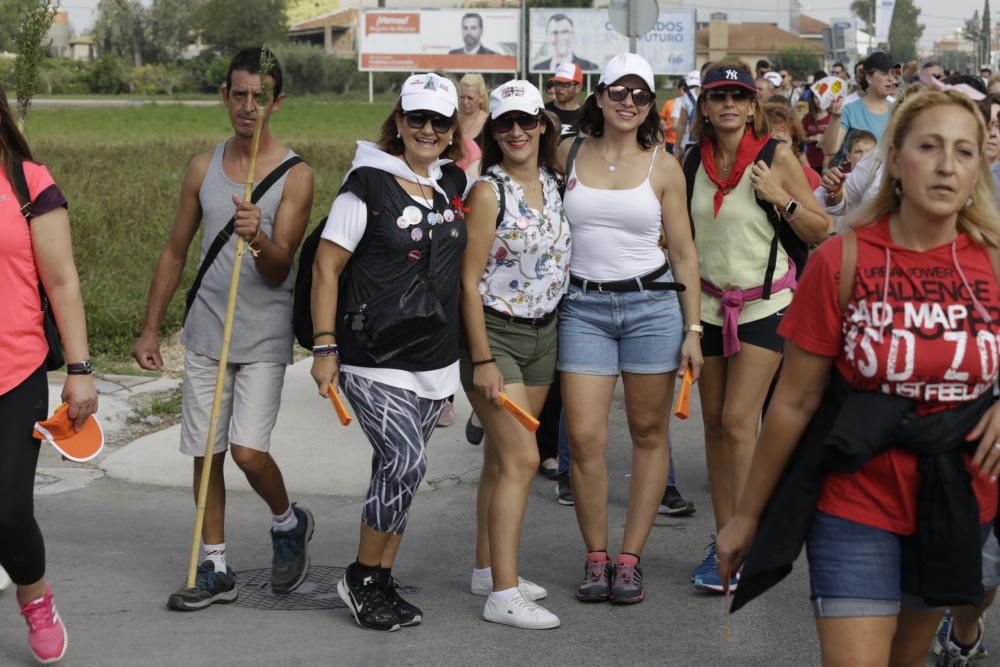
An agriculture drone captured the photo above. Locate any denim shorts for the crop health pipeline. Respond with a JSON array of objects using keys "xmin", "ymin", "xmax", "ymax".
[
  {"xmin": 807, "ymin": 511, "xmax": 992, "ymax": 618},
  {"xmin": 557, "ymin": 273, "xmax": 683, "ymax": 376}
]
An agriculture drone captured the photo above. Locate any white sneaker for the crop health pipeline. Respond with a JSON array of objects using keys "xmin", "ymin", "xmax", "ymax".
[
  {"xmin": 470, "ymin": 571, "xmax": 548, "ymax": 601},
  {"xmin": 0, "ymin": 566, "xmax": 10, "ymax": 591},
  {"xmin": 483, "ymin": 588, "xmax": 560, "ymax": 630}
]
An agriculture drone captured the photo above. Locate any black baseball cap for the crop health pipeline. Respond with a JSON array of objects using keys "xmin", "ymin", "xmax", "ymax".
[
  {"xmin": 702, "ymin": 66, "xmax": 757, "ymax": 94},
  {"xmin": 861, "ymin": 51, "xmax": 900, "ymax": 73}
]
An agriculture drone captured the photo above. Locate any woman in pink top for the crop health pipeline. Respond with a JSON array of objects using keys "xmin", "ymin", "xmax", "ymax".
[{"xmin": 0, "ymin": 86, "xmax": 97, "ymax": 664}]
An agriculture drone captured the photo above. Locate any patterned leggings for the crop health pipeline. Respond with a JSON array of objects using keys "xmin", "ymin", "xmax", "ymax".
[{"xmin": 340, "ymin": 373, "xmax": 445, "ymax": 535}]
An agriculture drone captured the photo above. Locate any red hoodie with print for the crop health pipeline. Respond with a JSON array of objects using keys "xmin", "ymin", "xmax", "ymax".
[{"xmin": 779, "ymin": 216, "xmax": 1000, "ymax": 535}]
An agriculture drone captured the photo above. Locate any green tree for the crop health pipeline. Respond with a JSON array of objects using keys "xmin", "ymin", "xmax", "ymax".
[
  {"xmin": 850, "ymin": 0, "xmax": 874, "ymax": 35},
  {"xmin": 147, "ymin": 0, "xmax": 202, "ymax": 62},
  {"xmin": 198, "ymin": 0, "xmax": 288, "ymax": 54},
  {"xmin": 92, "ymin": 0, "xmax": 149, "ymax": 67},
  {"xmin": 769, "ymin": 46, "xmax": 822, "ymax": 79},
  {"xmin": 851, "ymin": 0, "xmax": 923, "ymax": 62},
  {"xmin": 983, "ymin": 0, "xmax": 991, "ymax": 68},
  {"xmin": 0, "ymin": 0, "xmax": 19, "ymax": 53}
]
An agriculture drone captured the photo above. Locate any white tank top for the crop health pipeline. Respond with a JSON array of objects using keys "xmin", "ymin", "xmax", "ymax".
[{"xmin": 563, "ymin": 144, "xmax": 664, "ymax": 282}]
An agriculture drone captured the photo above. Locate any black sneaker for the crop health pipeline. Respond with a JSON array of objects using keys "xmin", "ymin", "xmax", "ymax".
[
  {"xmin": 556, "ymin": 473, "xmax": 574, "ymax": 506},
  {"xmin": 658, "ymin": 485, "xmax": 695, "ymax": 516},
  {"xmin": 271, "ymin": 504, "xmax": 315, "ymax": 594},
  {"xmin": 382, "ymin": 573, "xmax": 422, "ymax": 627},
  {"xmin": 167, "ymin": 561, "xmax": 238, "ymax": 611},
  {"xmin": 337, "ymin": 564, "xmax": 402, "ymax": 632}
]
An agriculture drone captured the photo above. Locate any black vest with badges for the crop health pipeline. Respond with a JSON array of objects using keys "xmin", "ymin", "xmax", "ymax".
[{"xmin": 337, "ymin": 165, "xmax": 468, "ymax": 372}]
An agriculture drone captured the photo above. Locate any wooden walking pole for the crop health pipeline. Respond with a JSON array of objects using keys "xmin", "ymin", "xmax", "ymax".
[{"xmin": 185, "ymin": 47, "xmax": 276, "ymax": 588}]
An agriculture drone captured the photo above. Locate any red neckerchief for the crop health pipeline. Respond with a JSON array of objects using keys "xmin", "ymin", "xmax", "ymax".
[{"xmin": 700, "ymin": 131, "xmax": 770, "ymax": 218}]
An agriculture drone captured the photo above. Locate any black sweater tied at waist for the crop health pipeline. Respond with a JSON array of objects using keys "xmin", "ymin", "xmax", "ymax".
[{"xmin": 732, "ymin": 372, "xmax": 996, "ymax": 613}]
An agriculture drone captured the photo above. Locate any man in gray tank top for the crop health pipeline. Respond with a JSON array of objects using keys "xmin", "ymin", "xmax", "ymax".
[{"xmin": 131, "ymin": 48, "xmax": 315, "ymax": 610}]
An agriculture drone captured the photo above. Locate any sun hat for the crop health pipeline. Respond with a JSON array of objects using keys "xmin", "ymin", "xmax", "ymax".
[
  {"xmin": 490, "ymin": 80, "xmax": 544, "ymax": 119},
  {"xmin": 551, "ymin": 63, "xmax": 583, "ymax": 84},
  {"xmin": 702, "ymin": 66, "xmax": 757, "ymax": 94},
  {"xmin": 684, "ymin": 71, "xmax": 701, "ymax": 89},
  {"xmin": 33, "ymin": 403, "xmax": 104, "ymax": 463},
  {"xmin": 400, "ymin": 72, "xmax": 458, "ymax": 117},
  {"xmin": 599, "ymin": 53, "xmax": 655, "ymax": 91},
  {"xmin": 763, "ymin": 71, "xmax": 782, "ymax": 88}
]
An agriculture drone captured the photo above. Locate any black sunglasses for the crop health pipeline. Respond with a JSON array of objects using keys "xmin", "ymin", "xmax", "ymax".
[
  {"xmin": 402, "ymin": 110, "xmax": 455, "ymax": 134},
  {"xmin": 493, "ymin": 113, "xmax": 541, "ymax": 134},
  {"xmin": 604, "ymin": 85, "xmax": 654, "ymax": 107},
  {"xmin": 707, "ymin": 89, "xmax": 753, "ymax": 103}
]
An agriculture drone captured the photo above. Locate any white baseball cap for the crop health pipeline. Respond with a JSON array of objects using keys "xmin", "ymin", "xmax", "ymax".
[
  {"xmin": 599, "ymin": 53, "xmax": 655, "ymax": 92},
  {"xmin": 489, "ymin": 80, "xmax": 544, "ymax": 119},
  {"xmin": 400, "ymin": 73, "xmax": 458, "ymax": 118},
  {"xmin": 763, "ymin": 71, "xmax": 782, "ymax": 88},
  {"xmin": 684, "ymin": 71, "xmax": 701, "ymax": 88}
]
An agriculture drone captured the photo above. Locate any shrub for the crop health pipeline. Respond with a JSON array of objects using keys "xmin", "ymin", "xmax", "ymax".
[
  {"xmin": 86, "ymin": 54, "xmax": 130, "ymax": 94},
  {"xmin": 130, "ymin": 63, "xmax": 190, "ymax": 95}
]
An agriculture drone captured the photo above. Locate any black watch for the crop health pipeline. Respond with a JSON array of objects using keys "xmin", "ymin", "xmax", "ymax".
[
  {"xmin": 783, "ymin": 199, "xmax": 801, "ymax": 219},
  {"xmin": 67, "ymin": 360, "xmax": 94, "ymax": 375}
]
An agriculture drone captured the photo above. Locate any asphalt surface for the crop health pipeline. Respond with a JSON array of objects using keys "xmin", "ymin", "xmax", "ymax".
[{"xmin": 1, "ymin": 381, "xmax": 992, "ymax": 666}]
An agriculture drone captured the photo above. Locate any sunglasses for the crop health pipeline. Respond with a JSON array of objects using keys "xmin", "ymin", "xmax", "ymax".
[
  {"xmin": 402, "ymin": 111, "xmax": 455, "ymax": 134},
  {"xmin": 604, "ymin": 85, "xmax": 654, "ymax": 107},
  {"xmin": 493, "ymin": 113, "xmax": 541, "ymax": 134},
  {"xmin": 706, "ymin": 89, "xmax": 753, "ymax": 103}
]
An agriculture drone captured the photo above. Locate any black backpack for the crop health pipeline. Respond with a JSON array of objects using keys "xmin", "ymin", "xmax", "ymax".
[
  {"xmin": 682, "ymin": 138, "xmax": 809, "ymax": 299},
  {"xmin": 292, "ymin": 216, "xmax": 328, "ymax": 350}
]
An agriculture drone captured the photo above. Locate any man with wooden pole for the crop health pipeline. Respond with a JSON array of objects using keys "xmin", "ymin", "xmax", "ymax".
[{"xmin": 132, "ymin": 47, "xmax": 315, "ymax": 610}]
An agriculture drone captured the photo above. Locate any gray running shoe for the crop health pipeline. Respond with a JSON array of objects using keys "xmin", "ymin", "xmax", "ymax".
[
  {"xmin": 556, "ymin": 473, "xmax": 574, "ymax": 506},
  {"xmin": 576, "ymin": 553, "xmax": 612, "ymax": 602},
  {"xmin": 611, "ymin": 555, "xmax": 645, "ymax": 604},
  {"xmin": 271, "ymin": 504, "xmax": 315, "ymax": 594},
  {"xmin": 167, "ymin": 562, "xmax": 238, "ymax": 611},
  {"xmin": 658, "ymin": 485, "xmax": 695, "ymax": 516}
]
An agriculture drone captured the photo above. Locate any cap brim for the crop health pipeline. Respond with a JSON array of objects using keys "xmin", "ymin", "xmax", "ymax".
[
  {"xmin": 491, "ymin": 100, "xmax": 543, "ymax": 119},
  {"xmin": 550, "ymin": 76, "xmax": 579, "ymax": 83},
  {"xmin": 703, "ymin": 80, "xmax": 757, "ymax": 93},
  {"xmin": 401, "ymin": 94, "xmax": 456, "ymax": 118},
  {"xmin": 34, "ymin": 415, "xmax": 104, "ymax": 463}
]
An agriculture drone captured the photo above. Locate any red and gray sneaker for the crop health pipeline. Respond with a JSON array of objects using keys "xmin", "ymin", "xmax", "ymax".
[
  {"xmin": 576, "ymin": 551, "xmax": 613, "ymax": 602},
  {"xmin": 611, "ymin": 553, "xmax": 645, "ymax": 604},
  {"xmin": 18, "ymin": 584, "xmax": 68, "ymax": 664}
]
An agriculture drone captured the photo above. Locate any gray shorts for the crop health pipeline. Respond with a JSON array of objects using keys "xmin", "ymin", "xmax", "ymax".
[{"xmin": 179, "ymin": 349, "xmax": 287, "ymax": 456}]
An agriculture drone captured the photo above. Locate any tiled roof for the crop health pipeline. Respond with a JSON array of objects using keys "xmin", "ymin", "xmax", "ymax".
[{"xmin": 697, "ymin": 23, "xmax": 824, "ymax": 54}]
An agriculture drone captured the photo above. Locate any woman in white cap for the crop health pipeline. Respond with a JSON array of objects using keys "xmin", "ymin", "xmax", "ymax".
[
  {"xmin": 461, "ymin": 79, "xmax": 570, "ymax": 629},
  {"xmin": 558, "ymin": 52, "xmax": 703, "ymax": 604},
  {"xmin": 684, "ymin": 61, "xmax": 828, "ymax": 593},
  {"xmin": 310, "ymin": 72, "xmax": 468, "ymax": 632}
]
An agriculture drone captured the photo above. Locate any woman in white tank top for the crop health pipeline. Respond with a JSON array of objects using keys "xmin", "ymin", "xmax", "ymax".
[{"xmin": 556, "ymin": 53, "xmax": 703, "ymax": 604}]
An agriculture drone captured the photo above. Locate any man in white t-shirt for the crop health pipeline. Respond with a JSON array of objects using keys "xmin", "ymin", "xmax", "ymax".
[{"xmin": 672, "ymin": 70, "xmax": 700, "ymax": 153}]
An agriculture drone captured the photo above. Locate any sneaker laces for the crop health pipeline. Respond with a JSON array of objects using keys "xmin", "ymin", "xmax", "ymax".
[
  {"xmin": 20, "ymin": 597, "xmax": 56, "ymax": 632},
  {"xmin": 585, "ymin": 558, "xmax": 608, "ymax": 583},
  {"xmin": 616, "ymin": 563, "xmax": 636, "ymax": 586},
  {"xmin": 272, "ymin": 532, "xmax": 300, "ymax": 563},
  {"xmin": 700, "ymin": 538, "xmax": 717, "ymax": 569},
  {"xmin": 509, "ymin": 591, "xmax": 542, "ymax": 616}
]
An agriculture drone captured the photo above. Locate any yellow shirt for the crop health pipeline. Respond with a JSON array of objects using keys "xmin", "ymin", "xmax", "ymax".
[{"xmin": 692, "ymin": 163, "xmax": 793, "ymax": 326}]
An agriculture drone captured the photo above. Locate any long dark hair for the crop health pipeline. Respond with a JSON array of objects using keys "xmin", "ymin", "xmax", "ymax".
[
  {"xmin": 0, "ymin": 86, "xmax": 34, "ymax": 194},
  {"xmin": 576, "ymin": 84, "xmax": 663, "ymax": 149},
  {"xmin": 376, "ymin": 100, "xmax": 464, "ymax": 164},
  {"xmin": 480, "ymin": 110, "xmax": 561, "ymax": 175}
]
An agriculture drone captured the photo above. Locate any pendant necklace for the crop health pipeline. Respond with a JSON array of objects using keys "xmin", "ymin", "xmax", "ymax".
[{"xmin": 403, "ymin": 156, "xmax": 439, "ymax": 230}]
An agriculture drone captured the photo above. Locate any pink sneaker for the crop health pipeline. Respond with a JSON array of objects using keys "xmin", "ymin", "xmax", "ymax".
[{"xmin": 18, "ymin": 584, "xmax": 67, "ymax": 664}]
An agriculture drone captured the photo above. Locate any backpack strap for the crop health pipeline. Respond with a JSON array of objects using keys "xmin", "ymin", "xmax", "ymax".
[
  {"xmin": 839, "ymin": 231, "xmax": 857, "ymax": 313},
  {"xmin": 11, "ymin": 160, "xmax": 34, "ymax": 220},
  {"xmin": 565, "ymin": 135, "xmax": 584, "ymax": 179},
  {"xmin": 754, "ymin": 137, "xmax": 784, "ymax": 300},
  {"xmin": 682, "ymin": 144, "xmax": 702, "ymax": 238},
  {"xmin": 483, "ymin": 174, "xmax": 506, "ymax": 229},
  {"xmin": 184, "ymin": 155, "xmax": 304, "ymax": 321}
]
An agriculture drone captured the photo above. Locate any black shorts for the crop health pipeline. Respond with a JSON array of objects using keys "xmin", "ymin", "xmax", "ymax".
[{"xmin": 701, "ymin": 310, "xmax": 785, "ymax": 357}]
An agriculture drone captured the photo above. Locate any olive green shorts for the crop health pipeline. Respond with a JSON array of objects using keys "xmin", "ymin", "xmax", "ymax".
[{"xmin": 460, "ymin": 311, "xmax": 558, "ymax": 392}]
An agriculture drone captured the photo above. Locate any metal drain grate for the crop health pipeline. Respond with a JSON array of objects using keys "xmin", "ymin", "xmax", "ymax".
[{"xmin": 233, "ymin": 565, "xmax": 347, "ymax": 611}]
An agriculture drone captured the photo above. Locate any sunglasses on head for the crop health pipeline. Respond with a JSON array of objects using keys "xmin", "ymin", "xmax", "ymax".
[
  {"xmin": 493, "ymin": 113, "xmax": 541, "ymax": 134},
  {"xmin": 604, "ymin": 85, "xmax": 654, "ymax": 107},
  {"xmin": 402, "ymin": 110, "xmax": 455, "ymax": 133},
  {"xmin": 706, "ymin": 89, "xmax": 753, "ymax": 103}
]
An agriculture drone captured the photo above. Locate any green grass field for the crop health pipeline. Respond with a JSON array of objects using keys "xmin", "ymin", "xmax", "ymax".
[{"xmin": 25, "ymin": 100, "xmax": 394, "ymax": 363}]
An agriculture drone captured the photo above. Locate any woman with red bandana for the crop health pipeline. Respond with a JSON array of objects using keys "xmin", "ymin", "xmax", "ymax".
[{"xmin": 684, "ymin": 62, "xmax": 829, "ymax": 592}]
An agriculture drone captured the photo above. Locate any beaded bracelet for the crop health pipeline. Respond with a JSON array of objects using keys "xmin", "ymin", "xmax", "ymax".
[
  {"xmin": 472, "ymin": 357, "xmax": 497, "ymax": 366},
  {"xmin": 313, "ymin": 344, "xmax": 339, "ymax": 357}
]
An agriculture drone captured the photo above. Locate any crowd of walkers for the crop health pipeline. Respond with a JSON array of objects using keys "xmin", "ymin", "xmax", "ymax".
[{"xmin": 4, "ymin": 44, "xmax": 1000, "ymax": 665}]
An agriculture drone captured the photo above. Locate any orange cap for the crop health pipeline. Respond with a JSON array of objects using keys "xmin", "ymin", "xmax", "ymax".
[{"xmin": 33, "ymin": 403, "xmax": 104, "ymax": 463}]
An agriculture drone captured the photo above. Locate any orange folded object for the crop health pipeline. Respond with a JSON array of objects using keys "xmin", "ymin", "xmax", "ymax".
[
  {"xmin": 498, "ymin": 392, "xmax": 539, "ymax": 432},
  {"xmin": 673, "ymin": 368, "xmax": 694, "ymax": 420},
  {"xmin": 328, "ymin": 384, "xmax": 352, "ymax": 426},
  {"xmin": 32, "ymin": 403, "xmax": 104, "ymax": 463}
]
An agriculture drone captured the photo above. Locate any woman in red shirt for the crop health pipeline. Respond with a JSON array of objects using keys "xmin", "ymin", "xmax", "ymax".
[
  {"xmin": 718, "ymin": 89, "xmax": 1000, "ymax": 664},
  {"xmin": 0, "ymin": 86, "xmax": 97, "ymax": 664}
]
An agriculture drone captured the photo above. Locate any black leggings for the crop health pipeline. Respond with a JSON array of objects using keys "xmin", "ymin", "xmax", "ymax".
[{"xmin": 0, "ymin": 365, "xmax": 48, "ymax": 585}]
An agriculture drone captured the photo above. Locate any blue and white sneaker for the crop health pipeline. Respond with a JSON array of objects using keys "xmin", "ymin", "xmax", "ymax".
[
  {"xmin": 934, "ymin": 611, "xmax": 989, "ymax": 665},
  {"xmin": 691, "ymin": 536, "xmax": 738, "ymax": 593}
]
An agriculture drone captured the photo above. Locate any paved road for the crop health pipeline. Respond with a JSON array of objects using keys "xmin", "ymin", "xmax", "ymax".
[
  {"xmin": 1, "ymin": 366, "xmax": 989, "ymax": 666},
  {"xmin": 30, "ymin": 98, "xmax": 218, "ymax": 109}
]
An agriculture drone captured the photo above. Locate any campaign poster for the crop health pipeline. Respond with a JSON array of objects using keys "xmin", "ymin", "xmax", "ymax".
[
  {"xmin": 529, "ymin": 8, "xmax": 695, "ymax": 75},
  {"xmin": 360, "ymin": 9, "xmax": 520, "ymax": 72}
]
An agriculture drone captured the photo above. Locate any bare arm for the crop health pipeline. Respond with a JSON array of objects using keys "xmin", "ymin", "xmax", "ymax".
[
  {"xmin": 460, "ymin": 181, "xmax": 504, "ymax": 405},
  {"xmin": 31, "ymin": 207, "xmax": 98, "ymax": 429},
  {"xmin": 716, "ymin": 341, "xmax": 834, "ymax": 574},
  {"xmin": 131, "ymin": 153, "xmax": 210, "ymax": 370},
  {"xmin": 751, "ymin": 144, "xmax": 831, "ymax": 244},
  {"xmin": 238, "ymin": 163, "xmax": 314, "ymax": 286},
  {"xmin": 655, "ymin": 152, "xmax": 703, "ymax": 380},
  {"xmin": 309, "ymin": 239, "xmax": 352, "ymax": 397}
]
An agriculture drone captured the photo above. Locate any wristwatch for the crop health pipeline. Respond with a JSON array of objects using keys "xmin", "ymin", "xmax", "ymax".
[
  {"xmin": 783, "ymin": 199, "xmax": 801, "ymax": 220},
  {"xmin": 67, "ymin": 360, "xmax": 94, "ymax": 375},
  {"xmin": 684, "ymin": 324, "xmax": 704, "ymax": 337}
]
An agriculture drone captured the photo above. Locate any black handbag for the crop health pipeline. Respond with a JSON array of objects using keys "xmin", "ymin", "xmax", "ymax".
[
  {"xmin": 11, "ymin": 160, "xmax": 65, "ymax": 371},
  {"xmin": 348, "ymin": 223, "xmax": 446, "ymax": 364}
]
